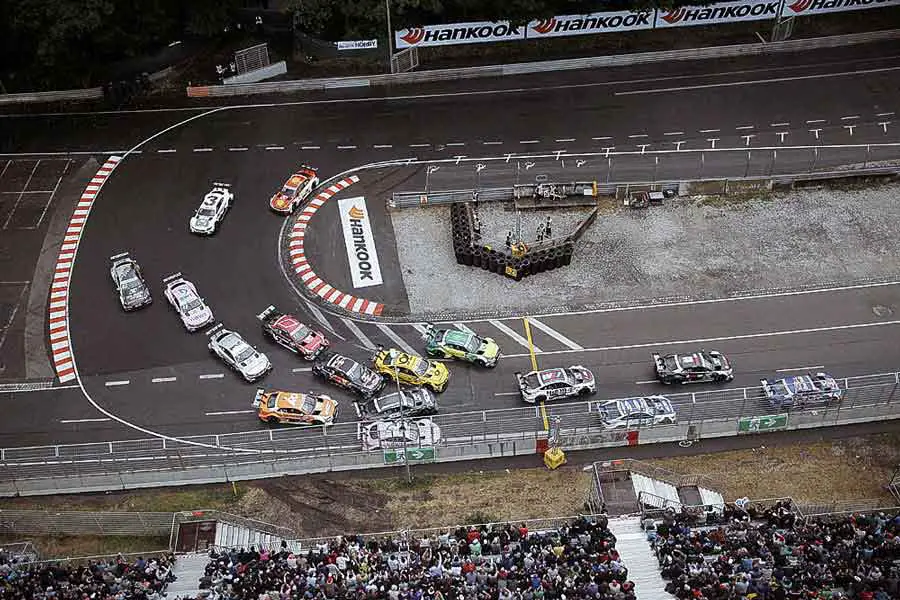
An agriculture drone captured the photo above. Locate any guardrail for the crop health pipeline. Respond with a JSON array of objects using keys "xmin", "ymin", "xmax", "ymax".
[
  {"xmin": 0, "ymin": 87, "xmax": 103, "ymax": 106},
  {"xmin": 185, "ymin": 30, "xmax": 900, "ymax": 98},
  {"xmin": 0, "ymin": 371, "xmax": 898, "ymax": 496},
  {"xmin": 0, "ymin": 509, "xmax": 173, "ymax": 536}
]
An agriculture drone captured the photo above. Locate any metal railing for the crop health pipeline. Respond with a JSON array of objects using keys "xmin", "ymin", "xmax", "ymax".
[
  {"xmin": 0, "ymin": 509, "xmax": 173, "ymax": 537},
  {"xmin": 186, "ymin": 30, "xmax": 900, "ymax": 98},
  {"xmin": 596, "ymin": 459, "xmax": 721, "ymax": 494},
  {"xmin": 1, "ymin": 371, "xmax": 898, "ymax": 496},
  {"xmin": 174, "ymin": 510, "xmax": 297, "ymax": 541},
  {"xmin": 0, "ymin": 87, "xmax": 103, "ymax": 105}
]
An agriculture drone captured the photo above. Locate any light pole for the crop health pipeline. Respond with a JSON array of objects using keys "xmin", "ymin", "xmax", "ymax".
[
  {"xmin": 394, "ymin": 363, "xmax": 412, "ymax": 484},
  {"xmin": 385, "ymin": 0, "xmax": 393, "ymax": 71}
]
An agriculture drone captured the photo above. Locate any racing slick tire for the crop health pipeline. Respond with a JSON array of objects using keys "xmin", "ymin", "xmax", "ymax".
[
  {"xmin": 267, "ymin": 417, "xmax": 279, "ymax": 424},
  {"xmin": 578, "ymin": 387, "xmax": 594, "ymax": 396},
  {"xmin": 461, "ymin": 249, "xmax": 473, "ymax": 266},
  {"xmin": 519, "ymin": 259, "xmax": 531, "ymax": 278},
  {"xmin": 535, "ymin": 395, "xmax": 548, "ymax": 403}
]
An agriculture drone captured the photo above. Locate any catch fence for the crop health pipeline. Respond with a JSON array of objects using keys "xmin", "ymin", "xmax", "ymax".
[{"xmin": 1, "ymin": 371, "xmax": 899, "ymax": 496}]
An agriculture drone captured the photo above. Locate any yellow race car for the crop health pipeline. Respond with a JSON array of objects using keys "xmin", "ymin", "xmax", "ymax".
[{"xmin": 373, "ymin": 348, "xmax": 450, "ymax": 393}]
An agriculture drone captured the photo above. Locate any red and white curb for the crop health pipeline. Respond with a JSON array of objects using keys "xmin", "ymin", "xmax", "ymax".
[
  {"xmin": 49, "ymin": 156, "xmax": 122, "ymax": 383},
  {"xmin": 289, "ymin": 175, "xmax": 385, "ymax": 317}
]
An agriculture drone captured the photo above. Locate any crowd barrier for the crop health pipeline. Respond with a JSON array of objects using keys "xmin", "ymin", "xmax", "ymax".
[{"xmin": 185, "ymin": 29, "xmax": 900, "ymax": 98}]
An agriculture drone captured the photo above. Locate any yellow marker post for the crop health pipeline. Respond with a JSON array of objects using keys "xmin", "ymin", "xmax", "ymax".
[{"xmin": 523, "ymin": 317, "xmax": 550, "ymax": 431}]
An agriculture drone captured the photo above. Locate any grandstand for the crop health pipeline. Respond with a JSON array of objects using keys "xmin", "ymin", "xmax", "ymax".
[{"xmin": 3, "ymin": 462, "xmax": 899, "ymax": 600}]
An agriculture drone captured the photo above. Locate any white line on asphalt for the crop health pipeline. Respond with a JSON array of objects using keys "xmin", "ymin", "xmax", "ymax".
[
  {"xmin": 770, "ymin": 122, "xmax": 790, "ymax": 127},
  {"xmin": 337, "ymin": 145, "xmax": 357, "ymax": 150},
  {"xmin": 556, "ymin": 138, "xmax": 576, "ymax": 142},
  {"xmin": 699, "ymin": 129, "xmax": 720, "ymax": 133},
  {"xmin": 445, "ymin": 142, "xmax": 466, "ymax": 146},
  {"xmin": 526, "ymin": 317, "xmax": 584, "ymax": 350},
  {"xmin": 376, "ymin": 323, "xmax": 419, "ymax": 356},
  {"xmin": 592, "ymin": 136, "xmax": 613, "ymax": 140},
  {"xmin": 877, "ymin": 112, "xmax": 895, "ymax": 117},
  {"xmin": 301, "ymin": 145, "xmax": 321, "ymax": 150},
  {"xmin": 483, "ymin": 141, "xmax": 503, "ymax": 145},
  {"xmin": 342, "ymin": 318, "xmax": 375, "ymax": 350},
  {"xmin": 410, "ymin": 323, "xmax": 428, "ymax": 336},
  {"xmin": 504, "ymin": 319, "xmax": 900, "ymax": 358},
  {"xmin": 806, "ymin": 119, "xmax": 827, "ymax": 124},
  {"xmin": 151, "ymin": 377, "xmax": 177, "ymax": 383},
  {"xmin": 156, "ymin": 149, "xmax": 176, "ymax": 153},
  {"xmin": 104, "ymin": 380, "xmax": 130, "ymax": 387},
  {"xmin": 206, "ymin": 410, "xmax": 255, "ymax": 416},
  {"xmin": 489, "ymin": 319, "xmax": 542, "ymax": 353},
  {"xmin": 735, "ymin": 125, "xmax": 755, "ymax": 130},
  {"xmin": 454, "ymin": 322, "xmax": 476, "ymax": 334},
  {"xmin": 628, "ymin": 134, "xmax": 649, "ymax": 138},
  {"xmin": 193, "ymin": 148, "xmax": 213, "ymax": 152},
  {"xmin": 635, "ymin": 380, "xmax": 658, "ymax": 385},
  {"xmin": 265, "ymin": 146, "xmax": 284, "ymax": 151},
  {"xmin": 840, "ymin": 115, "xmax": 860, "ymax": 120},
  {"xmin": 373, "ymin": 144, "xmax": 393, "ymax": 149},
  {"xmin": 304, "ymin": 302, "xmax": 333, "ymax": 332},
  {"xmin": 228, "ymin": 147, "xmax": 248, "ymax": 152},
  {"xmin": 0, "ymin": 383, "xmax": 79, "ymax": 393},
  {"xmin": 615, "ymin": 66, "xmax": 900, "ymax": 96},
  {"xmin": 663, "ymin": 131, "xmax": 684, "ymax": 136},
  {"xmin": 60, "ymin": 418, "xmax": 112, "ymax": 424},
  {"xmin": 199, "ymin": 373, "xmax": 224, "ymax": 380},
  {"xmin": 409, "ymin": 143, "xmax": 430, "ymax": 148},
  {"xmin": 520, "ymin": 140, "xmax": 540, "ymax": 144},
  {"xmin": 776, "ymin": 365, "xmax": 825, "ymax": 373},
  {"xmin": 292, "ymin": 367, "xmax": 314, "ymax": 373},
  {"xmin": 494, "ymin": 391, "xmax": 520, "ymax": 397}
]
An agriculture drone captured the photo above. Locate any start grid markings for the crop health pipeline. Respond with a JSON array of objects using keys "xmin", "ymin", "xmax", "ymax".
[
  {"xmin": 49, "ymin": 156, "xmax": 121, "ymax": 383},
  {"xmin": 0, "ymin": 158, "xmax": 71, "ymax": 230}
]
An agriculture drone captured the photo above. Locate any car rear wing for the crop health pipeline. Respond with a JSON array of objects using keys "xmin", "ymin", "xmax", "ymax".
[
  {"xmin": 252, "ymin": 388, "xmax": 265, "ymax": 408},
  {"xmin": 651, "ymin": 353, "xmax": 666, "ymax": 373},
  {"xmin": 759, "ymin": 378, "xmax": 774, "ymax": 397},
  {"xmin": 205, "ymin": 323, "xmax": 224, "ymax": 337},
  {"xmin": 109, "ymin": 251, "xmax": 130, "ymax": 262},
  {"xmin": 256, "ymin": 305, "xmax": 278, "ymax": 323},
  {"xmin": 162, "ymin": 272, "xmax": 183, "ymax": 284},
  {"xmin": 212, "ymin": 182, "xmax": 231, "ymax": 188}
]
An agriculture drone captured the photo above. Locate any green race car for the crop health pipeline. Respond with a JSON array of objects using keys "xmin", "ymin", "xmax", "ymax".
[{"xmin": 422, "ymin": 324, "xmax": 500, "ymax": 368}]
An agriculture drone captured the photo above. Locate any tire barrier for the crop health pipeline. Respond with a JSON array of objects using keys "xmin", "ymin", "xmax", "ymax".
[{"xmin": 447, "ymin": 201, "xmax": 583, "ymax": 281}]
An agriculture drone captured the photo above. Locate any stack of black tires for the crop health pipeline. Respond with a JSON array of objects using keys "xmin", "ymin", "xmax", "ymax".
[{"xmin": 450, "ymin": 203, "xmax": 575, "ymax": 281}]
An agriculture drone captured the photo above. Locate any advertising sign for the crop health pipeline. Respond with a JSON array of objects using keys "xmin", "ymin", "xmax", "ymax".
[
  {"xmin": 395, "ymin": 20, "xmax": 526, "ymax": 48},
  {"xmin": 337, "ymin": 39, "xmax": 378, "ymax": 50},
  {"xmin": 526, "ymin": 11, "xmax": 654, "ymax": 37},
  {"xmin": 782, "ymin": 0, "xmax": 900, "ymax": 16},
  {"xmin": 383, "ymin": 447, "xmax": 436, "ymax": 464},
  {"xmin": 655, "ymin": 0, "xmax": 781, "ymax": 27},
  {"xmin": 337, "ymin": 196, "xmax": 383, "ymax": 288},
  {"xmin": 738, "ymin": 414, "xmax": 789, "ymax": 433}
]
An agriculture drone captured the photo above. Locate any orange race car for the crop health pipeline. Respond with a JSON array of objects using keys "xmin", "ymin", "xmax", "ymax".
[
  {"xmin": 252, "ymin": 389, "xmax": 337, "ymax": 426},
  {"xmin": 269, "ymin": 166, "xmax": 319, "ymax": 214}
]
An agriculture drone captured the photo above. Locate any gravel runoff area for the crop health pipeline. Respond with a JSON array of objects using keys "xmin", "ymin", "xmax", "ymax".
[{"xmin": 391, "ymin": 183, "xmax": 900, "ymax": 318}]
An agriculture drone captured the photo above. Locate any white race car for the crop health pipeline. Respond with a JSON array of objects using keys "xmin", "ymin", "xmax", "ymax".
[
  {"xmin": 357, "ymin": 418, "xmax": 442, "ymax": 451},
  {"xmin": 109, "ymin": 252, "xmax": 152, "ymax": 311},
  {"xmin": 208, "ymin": 324, "xmax": 271, "ymax": 382},
  {"xmin": 595, "ymin": 396, "xmax": 677, "ymax": 430},
  {"xmin": 163, "ymin": 273, "xmax": 214, "ymax": 332},
  {"xmin": 190, "ymin": 183, "xmax": 233, "ymax": 235}
]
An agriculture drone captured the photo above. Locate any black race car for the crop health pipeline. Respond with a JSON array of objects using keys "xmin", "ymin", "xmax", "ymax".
[{"xmin": 312, "ymin": 353, "xmax": 385, "ymax": 398}]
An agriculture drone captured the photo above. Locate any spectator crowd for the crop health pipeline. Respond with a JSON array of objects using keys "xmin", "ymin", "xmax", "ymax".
[
  {"xmin": 650, "ymin": 500, "xmax": 900, "ymax": 600},
  {"xmin": 179, "ymin": 516, "xmax": 636, "ymax": 600},
  {"xmin": 0, "ymin": 551, "xmax": 175, "ymax": 599}
]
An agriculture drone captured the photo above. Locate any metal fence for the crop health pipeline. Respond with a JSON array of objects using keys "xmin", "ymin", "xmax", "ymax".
[
  {"xmin": 0, "ymin": 87, "xmax": 103, "ymax": 105},
  {"xmin": 186, "ymin": 29, "xmax": 900, "ymax": 97},
  {"xmin": 1, "ymin": 371, "xmax": 899, "ymax": 496},
  {"xmin": 0, "ymin": 510, "xmax": 174, "ymax": 537}
]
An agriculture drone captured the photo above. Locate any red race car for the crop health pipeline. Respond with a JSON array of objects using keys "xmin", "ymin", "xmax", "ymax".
[
  {"xmin": 257, "ymin": 305, "xmax": 329, "ymax": 360},
  {"xmin": 269, "ymin": 166, "xmax": 319, "ymax": 214}
]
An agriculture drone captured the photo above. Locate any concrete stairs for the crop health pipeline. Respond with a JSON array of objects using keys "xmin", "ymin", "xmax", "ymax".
[
  {"xmin": 214, "ymin": 521, "xmax": 301, "ymax": 553},
  {"xmin": 608, "ymin": 516, "xmax": 673, "ymax": 600},
  {"xmin": 167, "ymin": 552, "xmax": 209, "ymax": 600}
]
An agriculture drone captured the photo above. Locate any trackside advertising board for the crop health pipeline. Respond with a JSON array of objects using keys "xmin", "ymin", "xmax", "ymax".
[
  {"xmin": 527, "ymin": 11, "xmax": 654, "ymax": 38},
  {"xmin": 781, "ymin": 0, "xmax": 900, "ymax": 16},
  {"xmin": 654, "ymin": 0, "xmax": 780, "ymax": 28},
  {"xmin": 337, "ymin": 196, "xmax": 383, "ymax": 288},
  {"xmin": 395, "ymin": 21, "xmax": 526, "ymax": 48}
]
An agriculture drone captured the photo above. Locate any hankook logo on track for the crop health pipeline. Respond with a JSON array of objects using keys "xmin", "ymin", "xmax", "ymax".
[{"xmin": 338, "ymin": 197, "xmax": 383, "ymax": 289}]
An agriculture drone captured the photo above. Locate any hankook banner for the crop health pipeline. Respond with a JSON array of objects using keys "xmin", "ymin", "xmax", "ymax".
[
  {"xmin": 395, "ymin": 21, "xmax": 526, "ymax": 49},
  {"xmin": 527, "ymin": 11, "xmax": 654, "ymax": 37},
  {"xmin": 781, "ymin": 0, "xmax": 900, "ymax": 16},
  {"xmin": 337, "ymin": 196, "xmax": 383, "ymax": 288},
  {"xmin": 654, "ymin": 0, "xmax": 781, "ymax": 27}
]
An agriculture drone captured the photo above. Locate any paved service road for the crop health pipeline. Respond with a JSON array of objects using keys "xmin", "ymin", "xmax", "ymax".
[{"xmin": 2, "ymin": 42, "xmax": 899, "ymax": 449}]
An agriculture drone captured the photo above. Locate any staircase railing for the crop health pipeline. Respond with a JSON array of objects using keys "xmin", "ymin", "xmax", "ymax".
[{"xmin": 174, "ymin": 510, "xmax": 298, "ymax": 543}]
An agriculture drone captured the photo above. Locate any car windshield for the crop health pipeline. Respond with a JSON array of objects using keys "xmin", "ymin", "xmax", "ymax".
[
  {"xmin": 290, "ymin": 325, "xmax": 312, "ymax": 343},
  {"xmin": 300, "ymin": 396, "xmax": 316, "ymax": 414},
  {"xmin": 770, "ymin": 381, "xmax": 790, "ymax": 395},
  {"xmin": 280, "ymin": 186, "xmax": 293, "ymax": 196},
  {"xmin": 235, "ymin": 346, "xmax": 255, "ymax": 363},
  {"xmin": 664, "ymin": 356, "xmax": 678, "ymax": 370},
  {"xmin": 523, "ymin": 373, "xmax": 540, "ymax": 388},
  {"xmin": 463, "ymin": 336, "xmax": 480, "ymax": 353},
  {"xmin": 121, "ymin": 277, "xmax": 142, "ymax": 291},
  {"xmin": 343, "ymin": 362, "xmax": 361, "ymax": 380},
  {"xmin": 181, "ymin": 297, "xmax": 202, "ymax": 312},
  {"xmin": 266, "ymin": 395, "xmax": 277, "ymax": 409},
  {"xmin": 197, "ymin": 207, "xmax": 216, "ymax": 217},
  {"xmin": 411, "ymin": 359, "xmax": 429, "ymax": 377}
]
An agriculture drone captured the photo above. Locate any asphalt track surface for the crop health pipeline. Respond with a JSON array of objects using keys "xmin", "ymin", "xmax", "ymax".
[{"xmin": 2, "ymin": 43, "xmax": 900, "ymax": 450}]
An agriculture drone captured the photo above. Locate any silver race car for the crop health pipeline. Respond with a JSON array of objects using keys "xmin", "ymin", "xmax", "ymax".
[
  {"xmin": 207, "ymin": 324, "xmax": 271, "ymax": 382},
  {"xmin": 190, "ymin": 183, "xmax": 233, "ymax": 235},
  {"xmin": 515, "ymin": 366, "xmax": 596, "ymax": 404},
  {"xmin": 109, "ymin": 252, "xmax": 152, "ymax": 311},
  {"xmin": 163, "ymin": 273, "xmax": 214, "ymax": 332}
]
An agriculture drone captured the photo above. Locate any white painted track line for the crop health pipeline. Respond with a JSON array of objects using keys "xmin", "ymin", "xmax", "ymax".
[
  {"xmin": 60, "ymin": 418, "xmax": 112, "ymax": 424},
  {"xmin": 206, "ymin": 410, "xmax": 254, "ymax": 416},
  {"xmin": 454, "ymin": 322, "xmax": 475, "ymax": 335},
  {"xmin": 494, "ymin": 391, "xmax": 520, "ymax": 397},
  {"xmin": 376, "ymin": 323, "xmax": 419, "ymax": 356},
  {"xmin": 635, "ymin": 380, "xmax": 658, "ymax": 385},
  {"xmin": 105, "ymin": 380, "xmax": 130, "ymax": 387},
  {"xmin": 490, "ymin": 319, "xmax": 542, "ymax": 353},
  {"xmin": 342, "ymin": 317, "xmax": 375, "ymax": 349},
  {"xmin": 503, "ymin": 319, "xmax": 900, "ymax": 358},
  {"xmin": 199, "ymin": 373, "xmax": 224, "ymax": 380},
  {"xmin": 776, "ymin": 365, "xmax": 824, "ymax": 373},
  {"xmin": 292, "ymin": 367, "xmax": 313, "ymax": 373},
  {"xmin": 526, "ymin": 317, "xmax": 584, "ymax": 350},
  {"xmin": 151, "ymin": 377, "xmax": 177, "ymax": 383}
]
